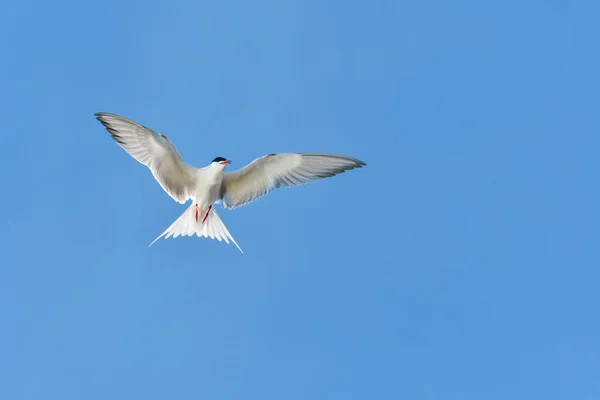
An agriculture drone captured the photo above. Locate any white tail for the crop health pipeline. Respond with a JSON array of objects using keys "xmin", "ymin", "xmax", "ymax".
[{"xmin": 149, "ymin": 204, "xmax": 243, "ymax": 253}]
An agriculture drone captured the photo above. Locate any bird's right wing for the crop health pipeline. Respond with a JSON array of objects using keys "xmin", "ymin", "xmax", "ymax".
[
  {"xmin": 95, "ymin": 112, "xmax": 197, "ymax": 204},
  {"xmin": 220, "ymin": 153, "xmax": 366, "ymax": 209}
]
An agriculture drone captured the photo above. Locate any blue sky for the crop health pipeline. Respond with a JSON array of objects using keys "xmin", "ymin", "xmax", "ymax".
[{"xmin": 1, "ymin": 0, "xmax": 599, "ymax": 398}]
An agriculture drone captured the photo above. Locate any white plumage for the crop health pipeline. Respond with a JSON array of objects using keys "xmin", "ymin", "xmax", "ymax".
[{"xmin": 95, "ymin": 112, "xmax": 366, "ymax": 252}]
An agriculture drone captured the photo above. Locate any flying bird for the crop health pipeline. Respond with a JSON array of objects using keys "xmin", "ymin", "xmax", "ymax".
[{"xmin": 95, "ymin": 112, "xmax": 366, "ymax": 253}]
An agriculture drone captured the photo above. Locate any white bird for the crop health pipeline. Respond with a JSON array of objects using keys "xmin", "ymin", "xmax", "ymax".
[{"xmin": 95, "ymin": 112, "xmax": 366, "ymax": 253}]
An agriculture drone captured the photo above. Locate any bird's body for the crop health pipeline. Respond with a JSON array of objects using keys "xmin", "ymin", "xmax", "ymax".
[
  {"xmin": 95, "ymin": 112, "xmax": 366, "ymax": 253},
  {"xmin": 192, "ymin": 164, "xmax": 224, "ymax": 206}
]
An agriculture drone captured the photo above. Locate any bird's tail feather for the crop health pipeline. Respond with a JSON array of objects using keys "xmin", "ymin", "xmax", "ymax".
[{"xmin": 149, "ymin": 204, "xmax": 243, "ymax": 253}]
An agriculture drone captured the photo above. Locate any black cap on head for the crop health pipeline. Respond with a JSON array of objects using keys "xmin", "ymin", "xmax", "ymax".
[{"xmin": 212, "ymin": 157, "xmax": 227, "ymax": 163}]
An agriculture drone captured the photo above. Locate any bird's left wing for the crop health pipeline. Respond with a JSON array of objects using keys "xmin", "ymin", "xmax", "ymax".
[
  {"xmin": 95, "ymin": 112, "xmax": 197, "ymax": 204},
  {"xmin": 220, "ymin": 153, "xmax": 366, "ymax": 209}
]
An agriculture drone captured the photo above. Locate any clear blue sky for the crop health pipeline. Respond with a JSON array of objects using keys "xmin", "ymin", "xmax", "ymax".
[{"xmin": 1, "ymin": 1, "xmax": 599, "ymax": 399}]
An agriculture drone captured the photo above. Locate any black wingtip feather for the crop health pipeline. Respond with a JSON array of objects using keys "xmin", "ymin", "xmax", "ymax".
[{"xmin": 95, "ymin": 116, "xmax": 128, "ymax": 145}]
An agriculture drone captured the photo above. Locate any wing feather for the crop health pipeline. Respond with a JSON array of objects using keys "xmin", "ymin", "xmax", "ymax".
[
  {"xmin": 95, "ymin": 112, "xmax": 197, "ymax": 204},
  {"xmin": 220, "ymin": 153, "xmax": 366, "ymax": 209}
]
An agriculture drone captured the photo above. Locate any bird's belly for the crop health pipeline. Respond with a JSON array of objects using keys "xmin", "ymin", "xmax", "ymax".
[{"xmin": 192, "ymin": 182, "xmax": 221, "ymax": 206}]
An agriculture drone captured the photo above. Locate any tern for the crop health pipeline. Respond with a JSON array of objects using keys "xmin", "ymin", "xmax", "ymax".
[{"xmin": 95, "ymin": 112, "xmax": 366, "ymax": 253}]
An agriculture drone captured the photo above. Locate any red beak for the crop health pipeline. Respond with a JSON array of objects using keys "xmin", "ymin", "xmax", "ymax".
[{"xmin": 219, "ymin": 160, "xmax": 230, "ymax": 165}]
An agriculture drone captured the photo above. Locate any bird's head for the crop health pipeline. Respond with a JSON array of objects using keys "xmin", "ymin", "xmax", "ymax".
[{"xmin": 211, "ymin": 157, "xmax": 231, "ymax": 169}]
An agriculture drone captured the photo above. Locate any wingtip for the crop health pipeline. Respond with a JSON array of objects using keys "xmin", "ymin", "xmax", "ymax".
[
  {"xmin": 351, "ymin": 156, "xmax": 367, "ymax": 167},
  {"xmin": 94, "ymin": 112, "xmax": 109, "ymax": 124},
  {"xmin": 94, "ymin": 112, "xmax": 120, "ymax": 121}
]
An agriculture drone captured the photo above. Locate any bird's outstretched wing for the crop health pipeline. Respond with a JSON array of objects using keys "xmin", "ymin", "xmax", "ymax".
[
  {"xmin": 220, "ymin": 153, "xmax": 366, "ymax": 209},
  {"xmin": 95, "ymin": 112, "xmax": 197, "ymax": 204}
]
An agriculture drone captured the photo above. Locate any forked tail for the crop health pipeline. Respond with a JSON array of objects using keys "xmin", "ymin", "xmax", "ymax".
[{"xmin": 149, "ymin": 204, "xmax": 243, "ymax": 253}]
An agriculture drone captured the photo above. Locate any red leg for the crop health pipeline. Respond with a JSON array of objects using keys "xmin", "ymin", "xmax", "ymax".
[
  {"xmin": 202, "ymin": 205, "xmax": 212, "ymax": 224},
  {"xmin": 195, "ymin": 203, "xmax": 199, "ymax": 221}
]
